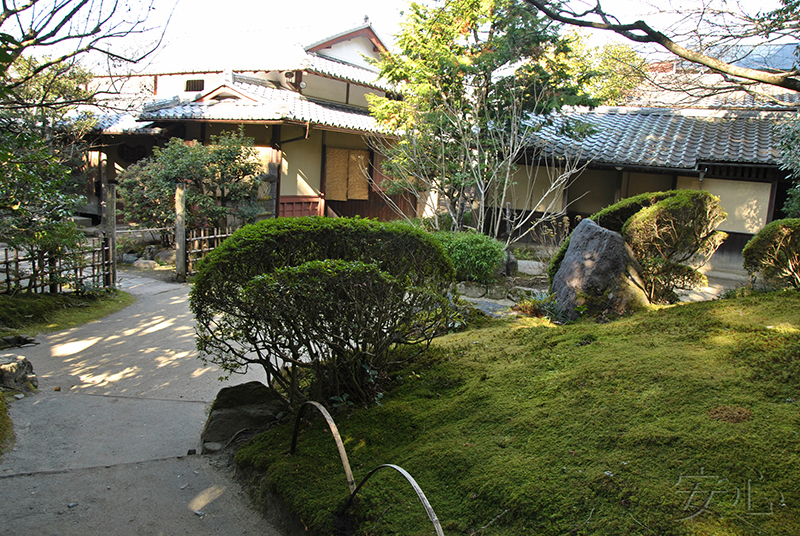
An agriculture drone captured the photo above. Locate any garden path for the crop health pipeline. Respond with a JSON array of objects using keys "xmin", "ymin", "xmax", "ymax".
[{"xmin": 0, "ymin": 268, "xmax": 285, "ymax": 535}]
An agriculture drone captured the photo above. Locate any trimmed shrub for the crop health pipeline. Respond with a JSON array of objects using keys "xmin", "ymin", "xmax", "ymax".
[
  {"xmin": 432, "ymin": 230, "xmax": 505, "ymax": 283},
  {"xmin": 622, "ymin": 190, "xmax": 727, "ymax": 303},
  {"xmin": 190, "ymin": 217, "xmax": 456, "ymax": 408},
  {"xmin": 547, "ymin": 191, "xmax": 680, "ymax": 283},
  {"xmin": 742, "ymin": 218, "xmax": 800, "ymax": 289}
]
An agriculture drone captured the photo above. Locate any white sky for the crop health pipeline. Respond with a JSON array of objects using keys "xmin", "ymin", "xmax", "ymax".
[{"xmin": 107, "ymin": 0, "xmax": 781, "ymax": 73}]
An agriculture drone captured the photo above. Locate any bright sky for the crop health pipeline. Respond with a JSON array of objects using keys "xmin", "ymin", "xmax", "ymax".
[
  {"xmin": 120, "ymin": 0, "xmax": 781, "ymax": 73},
  {"xmin": 137, "ymin": 0, "xmax": 410, "ymax": 72}
]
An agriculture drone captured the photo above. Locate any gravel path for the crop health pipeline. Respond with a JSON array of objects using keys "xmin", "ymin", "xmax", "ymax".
[{"xmin": 0, "ymin": 269, "xmax": 285, "ymax": 535}]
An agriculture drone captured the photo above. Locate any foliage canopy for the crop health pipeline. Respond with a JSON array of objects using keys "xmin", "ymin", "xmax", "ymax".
[
  {"xmin": 190, "ymin": 217, "xmax": 456, "ymax": 408},
  {"xmin": 118, "ymin": 128, "xmax": 264, "ymax": 235},
  {"xmin": 743, "ymin": 218, "xmax": 800, "ymax": 289},
  {"xmin": 369, "ymin": 0, "xmax": 595, "ymax": 244}
]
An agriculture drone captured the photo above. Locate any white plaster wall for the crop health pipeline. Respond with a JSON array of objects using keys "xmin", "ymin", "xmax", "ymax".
[
  {"xmin": 281, "ymin": 130, "xmax": 323, "ymax": 196},
  {"xmin": 318, "ymin": 36, "xmax": 380, "ymax": 69},
  {"xmin": 676, "ymin": 177, "xmax": 771, "ymax": 234},
  {"xmin": 303, "ymin": 74, "xmax": 348, "ymax": 104}
]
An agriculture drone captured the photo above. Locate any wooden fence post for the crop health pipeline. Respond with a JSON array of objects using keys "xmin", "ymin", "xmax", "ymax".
[{"xmin": 175, "ymin": 183, "xmax": 187, "ymax": 283}]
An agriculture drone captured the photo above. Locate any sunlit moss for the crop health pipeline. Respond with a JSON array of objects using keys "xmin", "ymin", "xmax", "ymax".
[{"xmin": 237, "ymin": 291, "xmax": 800, "ymax": 536}]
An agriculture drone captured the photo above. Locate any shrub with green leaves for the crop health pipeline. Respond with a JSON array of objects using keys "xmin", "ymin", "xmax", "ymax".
[
  {"xmin": 622, "ymin": 190, "xmax": 727, "ymax": 303},
  {"xmin": 742, "ymin": 218, "xmax": 800, "ymax": 289},
  {"xmin": 547, "ymin": 191, "xmax": 679, "ymax": 283},
  {"xmin": 432, "ymin": 230, "xmax": 505, "ymax": 283},
  {"xmin": 548, "ymin": 190, "xmax": 727, "ymax": 304},
  {"xmin": 190, "ymin": 217, "xmax": 455, "ymax": 408}
]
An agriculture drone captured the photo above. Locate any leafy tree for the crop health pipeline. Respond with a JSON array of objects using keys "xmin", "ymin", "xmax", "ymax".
[
  {"xmin": 779, "ymin": 116, "xmax": 800, "ymax": 217},
  {"xmin": 0, "ymin": 131, "xmax": 88, "ymax": 291},
  {"xmin": 561, "ymin": 32, "xmax": 647, "ymax": 105},
  {"xmin": 118, "ymin": 129, "xmax": 264, "ymax": 238},
  {"xmin": 368, "ymin": 0, "xmax": 595, "ymax": 246}
]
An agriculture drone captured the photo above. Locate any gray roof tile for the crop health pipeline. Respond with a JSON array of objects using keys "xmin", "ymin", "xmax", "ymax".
[
  {"xmin": 139, "ymin": 73, "xmax": 383, "ymax": 133},
  {"xmin": 533, "ymin": 107, "xmax": 787, "ymax": 169}
]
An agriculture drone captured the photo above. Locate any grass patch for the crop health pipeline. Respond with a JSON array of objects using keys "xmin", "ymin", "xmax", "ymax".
[
  {"xmin": 237, "ymin": 291, "xmax": 800, "ymax": 536},
  {"xmin": 0, "ymin": 290, "xmax": 135, "ymax": 337}
]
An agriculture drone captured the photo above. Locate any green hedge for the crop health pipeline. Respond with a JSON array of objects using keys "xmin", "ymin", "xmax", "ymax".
[
  {"xmin": 190, "ymin": 217, "xmax": 456, "ymax": 407},
  {"xmin": 743, "ymin": 218, "xmax": 800, "ymax": 289},
  {"xmin": 433, "ymin": 230, "xmax": 505, "ymax": 284}
]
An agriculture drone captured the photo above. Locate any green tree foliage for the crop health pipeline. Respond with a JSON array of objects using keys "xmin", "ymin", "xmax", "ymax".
[
  {"xmin": 432, "ymin": 231, "xmax": 505, "ymax": 283},
  {"xmin": 118, "ymin": 128, "xmax": 264, "ymax": 236},
  {"xmin": 369, "ymin": 0, "xmax": 595, "ymax": 244},
  {"xmin": 778, "ymin": 115, "xmax": 800, "ymax": 217},
  {"xmin": 190, "ymin": 217, "xmax": 455, "ymax": 408},
  {"xmin": 743, "ymin": 218, "xmax": 800, "ymax": 289},
  {"xmin": 622, "ymin": 190, "xmax": 728, "ymax": 304},
  {"xmin": 561, "ymin": 32, "xmax": 647, "ymax": 105},
  {"xmin": 0, "ymin": 131, "xmax": 88, "ymax": 291}
]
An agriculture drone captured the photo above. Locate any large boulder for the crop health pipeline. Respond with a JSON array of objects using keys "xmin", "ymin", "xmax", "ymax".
[
  {"xmin": 552, "ymin": 218, "xmax": 649, "ymax": 320},
  {"xmin": 201, "ymin": 381, "xmax": 286, "ymax": 453},
  {"xmin": 0, "ymin": 355, "xmax": 38, "ymax": 391}
]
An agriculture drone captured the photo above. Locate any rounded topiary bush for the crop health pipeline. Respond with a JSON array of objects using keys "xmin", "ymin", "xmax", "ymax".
[
  {"xmin": 432, "ymin": 230, "xmax": 505, "ymax": 284},
  {"xmin": 547, "ymin": 191, "xmax": 680, "ymax": 284},
  {"xmin": 190, "ymin": 217, "xmax": 456, "ymax": 407},
  {"xmin": 622, "ymin": 190, "xmax": 727, "ymax": 303},
  {"xmin": 742, "ymin": 218, "xmax": 800, "ymax": 289}
]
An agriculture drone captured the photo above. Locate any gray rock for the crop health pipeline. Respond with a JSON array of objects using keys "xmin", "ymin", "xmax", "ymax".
[
  {"xmin": 457, "ymin": 282, "xmax": 486, "ymax": 298},
  {"xmin": 0, "ymin": 356, "xmax": 39, "ymax": 390},
  {"xmin": 133, "ymin": 259, "xmax": 158, "ymax": 269},
  {"xmin": 552, "ymin": 218, "xmax": 649, "ymax": 320},
  {"xmin": 122, "ymin": 253, "xmax": 139, "ymax": 264},
  {"xmin": 143, "ymin": 245, "xmax": 159, "ymax": 260},
  {"xmin": 201, "ymin": 382, "xmax": 286, "ymax": 448},
  {"xmin": 485, "ymin": 284, "xmax": 509, "ymax": 300},
  {"xmin": 155, "ymin": 249, "xmax": 176, "ymax": 265},
  {"xmin": 507, "ymin": 286, "xmax": 537, "ymax": 303}
]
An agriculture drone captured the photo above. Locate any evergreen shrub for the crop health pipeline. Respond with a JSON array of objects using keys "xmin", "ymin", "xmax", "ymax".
[
  {"xmin": 742, "ymin": 218, "xmax": 800, "ymax": 289},
  {"xmin": 190, "ymin": 217, "xmax": 456, "ymax": 408},
  {"xmin": 432, "ymin": 230, "xmax": 505, "ymax": 283},
  {"xmin": 622, "ymin": 190, "xmax": 727, "ymax": 303}
]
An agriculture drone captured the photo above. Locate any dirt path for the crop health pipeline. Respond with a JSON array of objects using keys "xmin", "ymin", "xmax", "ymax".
[{"xmin": 0, "ymin": 268, "xmax": 285, "ymax": 535}]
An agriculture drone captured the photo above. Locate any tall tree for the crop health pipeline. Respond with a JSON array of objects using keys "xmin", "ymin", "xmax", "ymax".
[{"xmin": 369, "ymin": 0, "xmax": 595, "ymax": 246}]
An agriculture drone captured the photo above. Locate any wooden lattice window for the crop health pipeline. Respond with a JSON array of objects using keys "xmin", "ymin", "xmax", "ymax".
[
  {"xmin": 325, "ymin": 148, "xmax": 370, "ymax": 201},
  {"xmin": 185, "ymin": 79, "xmax": 205, "ymax": 92}
]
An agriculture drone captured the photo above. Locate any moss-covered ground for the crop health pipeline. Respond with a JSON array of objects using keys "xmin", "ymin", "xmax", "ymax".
[{"xmin": 236, "ymin": 291, "xmax": 800, "ymax": 536}]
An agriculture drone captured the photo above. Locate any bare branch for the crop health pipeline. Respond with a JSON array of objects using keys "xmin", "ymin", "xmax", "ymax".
[{"xmin": 525, "ymin": 0, "xmax": 800, "ymax": 92}]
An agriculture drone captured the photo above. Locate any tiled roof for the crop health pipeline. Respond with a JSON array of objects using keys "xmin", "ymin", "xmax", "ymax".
[
  {"xmin": 532, "ymin": 107, "xmax": 788, "ymax": 170},
  {"xmin": 305, "ymin": 53, "xmax": 392, "ymax": 91},
  {"xmin": 91, "ymin": 112, "xmax": 161, "ymax": 135},
  {"xmin": 139, "ymin": 73, "xmax": 383, "ymax": 134}
]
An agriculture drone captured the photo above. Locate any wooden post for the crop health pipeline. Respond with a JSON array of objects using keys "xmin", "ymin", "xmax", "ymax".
[
  {"xmin": 175, "ymin": 183, "xmax": 187, "ymax": 283},
  {"xmin": 107, "ymin": 179, "xmax": 117, "ymax": 287}
]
